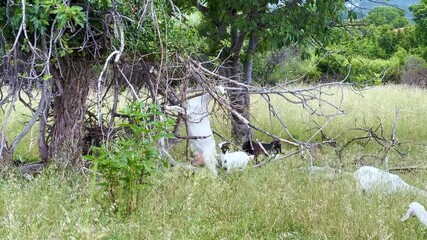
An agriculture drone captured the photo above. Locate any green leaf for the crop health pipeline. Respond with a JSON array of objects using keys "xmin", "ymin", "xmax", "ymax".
[{"xmin": 42, "ymin": 74, "xmax": 53, "ymax": 81}]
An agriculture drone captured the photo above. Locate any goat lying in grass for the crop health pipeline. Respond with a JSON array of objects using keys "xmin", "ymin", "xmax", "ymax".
[
  {"xmin": 401, "ymin": 202, "xmax": 427, "ymax": 228},
  {"xmin": 242, "ymin": 139, "xmax": 281, "ymax": 163},
  {"xmin": 219, "ymin": 141, "xmax": 254, "ymax": 172},
  {"xmin": 353, "ymin": 166, "xmax": 427, "ymax": 196}
]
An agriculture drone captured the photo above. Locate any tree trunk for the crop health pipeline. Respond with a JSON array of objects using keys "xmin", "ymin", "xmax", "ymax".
[
  {"xmin": 0, "ymin": 140, "xmax": 13, "ymax": 169},
  {"xmin": 241, "ymin": 32, "xmax": 259, "ymax": 136},
  {"xmin": 227, "ymin": 32, "xmax": 259, "ymax": 142},
  {"xmin": 38, "ymin": 34, "xmax": 51, "ymax": 162},
  {"xmin": 225, "ymin": 21, "xmax": 251, "ymax": 142},
  {"xmin": 228, "ymin": 54, "xmax": 251, "ymax": 142},
  {"xmin": 48, "ymin": 58, "xmax": 91, "ymax": 168},
  {"xmin": 243, "ymin": 32, "xmax": 259, "ymax": 86},
  {"xmin": 38, "ymin": 79, "xmax": 51, "ymax": 161}
]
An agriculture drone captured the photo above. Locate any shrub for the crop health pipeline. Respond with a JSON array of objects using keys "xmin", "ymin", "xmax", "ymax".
[
  {"xmin": 317, "ymin": 50, "xmax": 403, "ymax": 84},
  {"xmin": 84, "ymin": 102, "xmax": 175, "ymax": 214},
  {"xmin": 253, "ymin": 47, "xmax": 322, "ymax": 85}
]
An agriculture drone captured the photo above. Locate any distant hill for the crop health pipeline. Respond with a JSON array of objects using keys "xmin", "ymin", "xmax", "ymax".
[{"xmin": 348, "ymin": 0, "xmax": 420, "ymax": 20}]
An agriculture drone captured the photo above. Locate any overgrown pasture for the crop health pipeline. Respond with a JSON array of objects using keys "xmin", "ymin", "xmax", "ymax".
[{"xmin": 1, "ymin": 84, "xmax": 427, "ymax": 239}]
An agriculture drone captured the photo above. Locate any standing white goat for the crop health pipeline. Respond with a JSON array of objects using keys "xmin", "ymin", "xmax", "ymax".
[
  {"xmin": 401, "ymin": 202, "xmax": 427, "ymax": 228},
  {"xmin": 185, "ymin": 86, "xmax": 225, "ymax": 176},
  {"xmin": 218, "ymin": 141, "xmax": 254, "ymax": 172}
]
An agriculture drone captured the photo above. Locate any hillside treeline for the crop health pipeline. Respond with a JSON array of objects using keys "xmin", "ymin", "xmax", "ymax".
[{"xmin": 254, "ymin": 4, "xmax": 427, "ymax": 87}]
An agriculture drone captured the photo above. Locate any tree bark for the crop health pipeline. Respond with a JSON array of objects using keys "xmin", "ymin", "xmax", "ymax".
[
  {"xmin": 241, "ymin": 32, "xmax": 259, "ymax": 137},
  {"xmin": 228, "ymin": 54, "xmax": 251, "ymax": 142},
  {"xmin": 243, "ymin": 32, "xmax": 259, "ymax": 86},
  {"xmin": 48, "ymin": 57, "xmax": 92, "ymax": 168},
  {"xmin": 0, "ymin": 140, "xmax": 13, "ymax": 168},
  {"xmin": 38, "ymin": 33, "xmax": 52, "ymax": 162},
  {"xmin": 38, "ymin": 104, "xmax": 49, "ymax": 161},
  {"xmin": 227, "ymin": 31, "xmax": 259, "ymax": 142},
  {"xmin": 228, "ymin": 20, "xmax": 249, "ymax": 142}
]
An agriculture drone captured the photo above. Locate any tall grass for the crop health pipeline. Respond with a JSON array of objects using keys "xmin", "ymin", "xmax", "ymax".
[
  {"xmin": 0, "ymin": 164, "xmax": 426, "ymax": 239},
  {"xmin": 248, "ymin": 84, "xmax": 427, "ymax": 143},
  {"xmin": 0, "ymin": 84, "xmax": 427, "ymax": 239},
  {"xmin": 245, "ymin": 84, "xmax": 427, "ymax": 169},
  {"xmin": 0, "ymin": 97, "xmax": 40, "ymax": 161}
]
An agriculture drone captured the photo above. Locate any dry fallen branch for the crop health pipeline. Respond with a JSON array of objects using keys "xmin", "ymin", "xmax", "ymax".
[
  {"xmin": 389, "ymin": 166, "xmax": 427, "ymax": 173},
  {"xmin": 338, "ymin": 108, "xmax": 407, "ymax": 169},
  {"xmin": 19, "ymin": 162, "xmax": 47, "ymax": 176},
  {"xmin": 140, "ymin": 56, "xmax": 358, "ymax": 168},
  {"xmin": 254, "ymin": 149, "xmax": 304, "ymax": 168},
  {"xmin": 184, "ymin": 56, "xmax": 351, "ymax": 140},
  {"xmin": 89, "ymin": 53, "xmax": 358, "ymax": 170}
]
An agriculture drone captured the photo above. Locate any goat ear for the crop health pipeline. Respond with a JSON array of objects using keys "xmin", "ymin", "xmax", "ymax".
[{"xmin": 224, "ymin": 145, "xmax": 230, "ymax": 152}]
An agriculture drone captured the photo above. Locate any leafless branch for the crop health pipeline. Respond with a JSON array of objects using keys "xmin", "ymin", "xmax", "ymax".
[
  {"xmin": 338, "ymin": 108, "xmax": 406, "ymax": 168},
  {"xmin": 143, "ymin": 55, "xmax": 361, "ymax": 170}
]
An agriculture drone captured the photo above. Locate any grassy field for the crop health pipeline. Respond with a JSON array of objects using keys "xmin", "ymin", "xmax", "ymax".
[
  {"xmin": 1, "ymin": 84, "xmax": 427, "ymax": 239},
  {"xmin": 0, "ymin": 95, "xmax": 40, "ymax": 161}
]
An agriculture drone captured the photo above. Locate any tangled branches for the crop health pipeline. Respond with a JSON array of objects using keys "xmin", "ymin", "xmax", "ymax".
[{"xmin": 338, "ymin": 109, "xmax": 408, "ymax": 169}]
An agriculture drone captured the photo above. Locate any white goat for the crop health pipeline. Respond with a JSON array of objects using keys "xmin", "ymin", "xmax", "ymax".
[
  {"xmin": 401, "ymin": 202, "xmax": 427, "ymax": 228},
  {"xmin": 218, "ymin": 141, "xmax": 254, "ymax": 172},
  {"xmin": 185, "ymin": 93, "xmax": 218, "ymax": 176},
  {"xmin": 354, "ymin": 166, "xmax": 427, "ymax": 196}
]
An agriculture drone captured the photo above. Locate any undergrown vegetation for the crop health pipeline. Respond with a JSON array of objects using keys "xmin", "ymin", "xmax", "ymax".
[
  {"xmin": 1, "ymin": 85, "xmax": 427, "ymax": 239},
  {"xmin": 1, "ymin": 0, "xmax": 427, "ymax": 239},
  {"xmin": 2, "ymin": 162, "xmax": 427, "ymax": 239},
  {"xmin": 84, "ymin": 102, "xmax": 175, "ymax": 215}
]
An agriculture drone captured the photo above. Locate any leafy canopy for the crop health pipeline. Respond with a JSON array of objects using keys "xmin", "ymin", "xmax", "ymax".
[
  {"xmin": 175, "ymin": 0, "xmax": 347, "ymax": 57},
  {"xmin": 363, "ymin": 6, "xmax": 410, "ymax": 29},
  {"xmin": 410, "ymin": 0, "xmax": 427, "ymax": 45}
]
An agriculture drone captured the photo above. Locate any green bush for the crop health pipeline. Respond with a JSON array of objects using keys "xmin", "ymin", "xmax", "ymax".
[
  {"xmin": 84, "ymin": 102, "xmax": 175, "ymax": 214},
  {"xmin": 253, "ymin": 47, "xmax": 322, "ymax": 85},
  {"xmin": 363, "ymin": 6, "xmax": 410, "ymax": 29},
  {"xmin": 318, "ymin": 49, "xmax": 403, "ymax": 84}
]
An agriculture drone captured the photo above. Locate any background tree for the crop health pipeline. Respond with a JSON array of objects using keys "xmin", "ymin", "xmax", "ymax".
[
  {"xmin": 0, "ymin": 0, "xmax": 165, "ymax": 168},
  {"xmin": 363, "ymin": 6, "xmax": 410, "ymax": 28},
  {"xmin": 174, "ymin": 0, "xmax": 347, "ymax": 141},
  {"xmin": 410, "ymin": 0, "xmax": 427, "ymax": 60},
  {"xmin": 3, "ymin": 0, "xmax": 422, "ymax": 171}
]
